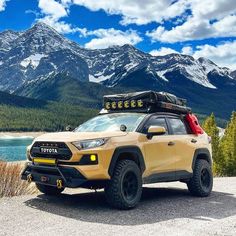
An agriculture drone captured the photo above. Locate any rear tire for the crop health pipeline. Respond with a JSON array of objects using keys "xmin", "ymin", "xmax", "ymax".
[
  {"xmin": 187, "ymin": 159, "xmax": 213, "ymax": 197},
  {"xmin": 36, "ymin": 183, "xmax": 64, "ymax": 195},
  {"xmin": 105, "ymin": 160, "xmax": 142, "ymax": 210}
]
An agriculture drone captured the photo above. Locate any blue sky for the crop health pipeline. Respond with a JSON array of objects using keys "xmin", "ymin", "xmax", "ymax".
[{"xmin": 1, "ymin": 0, "xmax": 236, "ymax": 69}]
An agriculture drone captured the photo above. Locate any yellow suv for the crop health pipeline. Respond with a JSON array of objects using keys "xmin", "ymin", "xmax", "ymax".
[{"xmin": 22, "ymin": 91, "xmax": 213, "ymax": 209}]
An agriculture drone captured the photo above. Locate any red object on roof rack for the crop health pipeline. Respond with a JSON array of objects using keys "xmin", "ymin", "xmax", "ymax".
[{"xmin": 185, "ymin": 113, "xmax": 204, "ymax": 135}]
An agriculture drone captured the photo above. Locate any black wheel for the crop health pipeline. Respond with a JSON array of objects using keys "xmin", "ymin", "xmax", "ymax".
[
  {"xmin": 187, "ymin": 159, "xmax": 213, "ymax": 197},
  {"xmin": 36, "ymin": 183, "xmax": 64, "ymax": 195},
  {"xmin": 105, "ymin": 160, "xmax": 142, "ymax": 210}
]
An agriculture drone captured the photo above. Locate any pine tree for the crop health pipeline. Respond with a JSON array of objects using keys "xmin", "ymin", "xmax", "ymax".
[
  {"xmin": 202, "ymin": 113, "xmax": 221, "ymax": 175},
  {"xmin": 220, "ymin": 112, "xmax": 236, "ymax": 176}
]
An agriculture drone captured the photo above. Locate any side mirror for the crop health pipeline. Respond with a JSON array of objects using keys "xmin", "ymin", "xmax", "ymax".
[
  {"xmin": 147, "ymin": 126, "xmax": 166, "ymax": 139},
  {"xmin": 66, "ymin": 125, "xmax": 73, "ymax": 131}
]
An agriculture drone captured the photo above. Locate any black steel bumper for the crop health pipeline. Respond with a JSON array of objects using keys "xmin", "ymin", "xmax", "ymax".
[{"xmin": 21, "ymin": 163, "xmax": 87, "ymax": 188}]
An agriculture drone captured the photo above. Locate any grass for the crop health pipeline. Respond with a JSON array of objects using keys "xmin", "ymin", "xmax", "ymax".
[{"xmin": 0, "ymin": 160, "xmax": 37, "ymax": 198}]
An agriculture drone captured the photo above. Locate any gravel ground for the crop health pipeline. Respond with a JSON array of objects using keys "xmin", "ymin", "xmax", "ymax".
[{"xmin": 0, "ymin": 177, "xmax": 235, "ymax": 236}]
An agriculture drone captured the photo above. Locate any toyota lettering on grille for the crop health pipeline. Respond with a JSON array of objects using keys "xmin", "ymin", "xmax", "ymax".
[{"xmin": 40, "ymin": 147, "xmax": 58, "ymax": 154}]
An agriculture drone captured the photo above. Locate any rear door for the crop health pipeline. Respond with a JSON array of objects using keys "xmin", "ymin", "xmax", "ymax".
[
  {"xmin": 142, "ymin": 115, "xmax": 177, "ymax": 177},
  {"xmin": 166, "ymin": 117, "xmax": 196, "ymax": 173}
]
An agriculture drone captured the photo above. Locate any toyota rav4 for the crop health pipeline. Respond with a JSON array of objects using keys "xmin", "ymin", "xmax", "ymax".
[{"xmin": 22, "ymin": 91, "xmax": 213, "ymax": 209}]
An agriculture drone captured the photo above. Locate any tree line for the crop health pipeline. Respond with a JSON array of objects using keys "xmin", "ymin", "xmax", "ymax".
[
  {"xmin": 0, "ymin": 103, "xmax": 97, "ymax": 132},
  {"xmin": 202, "ymin": 111, "xmax": 236, "ymax": 176}
]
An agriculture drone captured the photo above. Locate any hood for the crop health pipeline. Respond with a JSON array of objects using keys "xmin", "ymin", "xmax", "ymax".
[{"xmin": 34, "ymin": 131, "xmax": 128, "ymax": 143}]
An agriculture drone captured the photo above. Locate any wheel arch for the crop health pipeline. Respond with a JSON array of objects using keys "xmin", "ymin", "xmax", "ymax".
[
  {"xmin": 108, "ymin": 146, "xmax": 146, "ymax": 177},
  {"xmin": 192, "ymin": 148, "xmax": 212, "ymax": 171}
]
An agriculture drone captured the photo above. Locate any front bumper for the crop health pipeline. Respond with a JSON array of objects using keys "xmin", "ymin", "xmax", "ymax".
[{"xmin": 21, "ymin": 163, "xmax": 87, "ymax": 188}]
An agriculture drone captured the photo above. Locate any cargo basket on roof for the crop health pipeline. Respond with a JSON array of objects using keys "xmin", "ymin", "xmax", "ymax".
[{"xmin": 103, "ymin": 91, "xmax": 191, "ymax": 114}]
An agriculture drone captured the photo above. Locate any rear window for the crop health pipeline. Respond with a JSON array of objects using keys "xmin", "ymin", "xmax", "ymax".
[{"xmin": 168, "ymin": 118, "xmax": 187, "ymax": 135}]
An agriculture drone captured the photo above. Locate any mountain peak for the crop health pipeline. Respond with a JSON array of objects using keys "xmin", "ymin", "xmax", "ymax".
[
  {"xmin": 30, "ymin": 22, "xmax": 60, "ymax": 35},
  {"xmin": 198, "ymin": 57, "xmax": 216, "ymax": 65}
]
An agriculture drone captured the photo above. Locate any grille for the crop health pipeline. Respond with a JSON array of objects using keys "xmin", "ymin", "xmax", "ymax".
[{"xmin": 30, "ymin": 142, "xmax": 72, "ymax": 160}]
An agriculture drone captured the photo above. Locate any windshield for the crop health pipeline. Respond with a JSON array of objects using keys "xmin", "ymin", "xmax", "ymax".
[{"xmin": 75, "ymin": 113, "xmax": 146, "ymax": 132}]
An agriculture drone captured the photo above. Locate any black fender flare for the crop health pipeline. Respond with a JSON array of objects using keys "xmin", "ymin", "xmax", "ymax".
[
  {"xmin": 108, "ymin": 146, "xmax": 146, "ymax": 176},
  {"xmin": 192, "ymin": 148, "xmax": 212, "ymax": 170}
]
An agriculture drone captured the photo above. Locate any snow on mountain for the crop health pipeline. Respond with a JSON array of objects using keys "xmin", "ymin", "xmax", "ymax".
[
  {"xmin": 0, "ymin": 22, "xmax": 235, "ymax": 92},
  {"xmin": 148, "ymin": 53, "xmax": 233, "ymax": 88},
  {"xmin": 0, "ymin": 30, "xmax": 21, "ymax": 52},
  {"xmin": 20, "ymin": 54, "xmax": 47, "ymax": 69}
]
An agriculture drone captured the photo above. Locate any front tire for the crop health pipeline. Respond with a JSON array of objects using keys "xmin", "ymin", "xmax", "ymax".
[
  {"xmin": 36, "ymin": 183, "xmax": 64, "ymax": 195},
  {"xmin": 105, "ymin": 160, "xmax": 142, "ymax": 210},
  {"xmin": 187, "ymin": 159, "xmax": 213, "ymax": 197}
]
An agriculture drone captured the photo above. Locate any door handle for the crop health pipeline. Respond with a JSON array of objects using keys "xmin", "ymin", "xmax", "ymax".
[
  {"xmin": 168, "ymin": 141, "xmax": 175, "ymax": 146},
  {"xmin": 191, "ymin": 139, "xmax": 197, "ymax": 143}
]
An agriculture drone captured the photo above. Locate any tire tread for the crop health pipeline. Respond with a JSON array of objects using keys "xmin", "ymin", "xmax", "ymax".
[{"xmin": 105, "ymin": 160, "xmax": 142, "ymax": 209}]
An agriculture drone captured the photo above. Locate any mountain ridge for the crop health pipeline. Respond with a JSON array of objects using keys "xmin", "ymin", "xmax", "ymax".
[
  {"xmin": 0, "ymin": 23, "xmax": 235, "ymax": 119},
  {"xmin": 0, "ymin": 22, "xmax": 235, "ymax": 92}
]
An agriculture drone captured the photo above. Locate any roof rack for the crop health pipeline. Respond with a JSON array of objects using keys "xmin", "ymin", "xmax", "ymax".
[{"xmin": 102, "ymin": 91, "xmax": 191, "ymax": 114}]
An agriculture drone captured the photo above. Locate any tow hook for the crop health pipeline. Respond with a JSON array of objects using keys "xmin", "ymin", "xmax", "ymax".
[
  {"xmin": 27, "ymin": 174, "xmax": 33, "ymax": 183},
  {"xmin": 56, "ymin": 179, "xmax": 63, "ymax": 189}
]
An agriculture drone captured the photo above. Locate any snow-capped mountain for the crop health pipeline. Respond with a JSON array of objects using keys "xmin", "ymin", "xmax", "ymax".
[
  {"xmin": 0, "ymin": 22, "xmax": 235, "ymax": 93},
  {"xmin": 230, "ymin": 70, "xmax": 236, "ymax": 78}
]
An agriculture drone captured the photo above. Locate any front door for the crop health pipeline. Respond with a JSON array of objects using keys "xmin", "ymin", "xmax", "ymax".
[{"xmin": 142, "ymin": 116, "xmax": 176, "ymax": 177}]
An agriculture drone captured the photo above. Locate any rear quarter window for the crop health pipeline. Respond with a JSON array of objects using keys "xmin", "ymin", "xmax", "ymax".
[{"xmin": 168, "ymin": 118, "xmax": 187, "ymax": 135}]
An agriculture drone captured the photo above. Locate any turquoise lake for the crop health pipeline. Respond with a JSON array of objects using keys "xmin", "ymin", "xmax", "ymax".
[{"xmin": 0, "ymin": 138, "xmax": 33, "ymax": 162}]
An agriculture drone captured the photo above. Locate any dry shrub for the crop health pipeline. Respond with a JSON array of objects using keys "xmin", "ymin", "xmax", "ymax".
[{"xmin": 0, "ymin": 160, "xmax": 37, "ymax": 198}]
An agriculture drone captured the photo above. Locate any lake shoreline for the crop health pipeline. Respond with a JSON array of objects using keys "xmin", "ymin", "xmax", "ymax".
[{"xmin": 0, "ymin": 134, "xmax": 43, "ymax": 162}]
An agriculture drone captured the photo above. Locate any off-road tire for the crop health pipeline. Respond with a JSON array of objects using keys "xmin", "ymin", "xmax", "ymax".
[
  {"xmin": 36, "ymin": 183, "xmax": 64, "ymax": 195},
  {"xmin": 187, "ymin": 159, "xmax": 213, "ymax": 197},
  {"xmin": 105, "ymin": 160, "xmax": 142, "ymax": 210}
]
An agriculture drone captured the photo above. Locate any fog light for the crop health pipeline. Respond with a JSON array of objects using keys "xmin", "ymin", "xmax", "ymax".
[
  {"xmin": 90, "ymin": 154, "xmax": 97, "ymax": 162},
  {"xmin": 79, "ymin": 154, "xmax": 98, "ymax": 165}
]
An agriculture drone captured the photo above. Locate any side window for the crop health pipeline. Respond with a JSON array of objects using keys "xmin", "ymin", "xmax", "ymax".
[
  {"xmin": 143, "ymin": 117, "xmax": 168, "ymax": 134},
  {"xmin": 168, "ymin": 118, "xmax": 187, "ymax": 135}
]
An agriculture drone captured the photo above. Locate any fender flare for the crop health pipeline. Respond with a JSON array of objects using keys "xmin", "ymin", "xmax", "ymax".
[
  {"xmin": 192, "ymin": 148, "xmax": 212, "ymax": 170},
  {"xmin": 108, "ymin": 146, "xmax": 146, "ymax": 176}
]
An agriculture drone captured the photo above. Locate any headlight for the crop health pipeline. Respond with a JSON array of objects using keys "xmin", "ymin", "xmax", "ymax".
[{"xmin": 72, "ymin": 138, "xmax": 109, "ymax": 150}]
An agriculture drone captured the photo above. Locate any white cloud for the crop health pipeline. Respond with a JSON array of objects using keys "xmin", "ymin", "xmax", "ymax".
[
  {"xmin": 38, "ymin": 16, "xmax": 75, "ymax": 34},
  {"xmin": 84, "ymin": 28, "xmax": 142, "ymax": 49},
  {"xmin": 149, "ymin": 46, "xmax": 194, "ymax": 56},
  {"xmin": 71, "ymin": 0, "xmax": 190, "ymax": 25},
  {"xmin": 149, "ymin": 47, "xmax": 179, "ymax": 56},
  {"xmin": 38, "ymin": 0, "xmax": 68, "ymax": 19},
  {"xmin": 146, "ymin": 0, "xmax": 236, "ymax": 43},
  {"xmin": 147, "ymin": 15, "xmax": 236, "ymax": 43},
  {"xmin": 37, "ymin": 0, "xmax": 143, "ymax": 48},
  {"xmin": 0, "ymin": 0, "xmax": 8, "ymax": 11},
  {"xmin": 181, "ymin": 46, "xmax": 193, "ymax": 55},
  {"xmin": 192, "ymin": 41, "xmax": 236, "ymax": 70},
  {"xmin": 37, "ymin": 0, "xmax": 93, "ymax": 35},
  {"xmin": 37, "ymin": 0, "xmax": 75, "ymax": 34}
]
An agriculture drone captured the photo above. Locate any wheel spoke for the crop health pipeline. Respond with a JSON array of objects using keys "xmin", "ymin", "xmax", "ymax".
[
  {"xmin": 122, "ymin": 171, "xmax": 138, "ymax": 201},
  {"xmin": 201, "ymin": 168, "xmax": 210, "ymax": 188}
]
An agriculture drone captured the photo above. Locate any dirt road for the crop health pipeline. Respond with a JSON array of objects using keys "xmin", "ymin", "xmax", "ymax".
[{"xmin": 0, "ymin": 177, "xmax": 235, "ymax": 236}]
